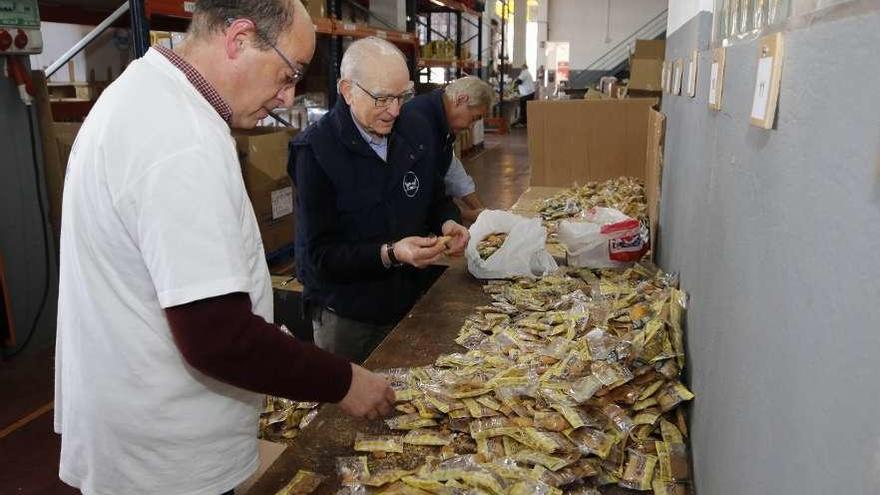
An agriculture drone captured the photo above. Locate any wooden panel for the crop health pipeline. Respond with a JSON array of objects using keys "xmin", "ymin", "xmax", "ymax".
[
  {"xmin": 645, "ymin": 109, "xmax": 666, "ymax": 260},
  {"xmin": 527, "ymin": 99, "xmax": 658, "ymax": 187}
]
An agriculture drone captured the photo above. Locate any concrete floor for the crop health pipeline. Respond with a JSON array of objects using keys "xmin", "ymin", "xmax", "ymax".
[{"xmin": 0, "ymin": 129, "xmax": 531, "ymax": 495}]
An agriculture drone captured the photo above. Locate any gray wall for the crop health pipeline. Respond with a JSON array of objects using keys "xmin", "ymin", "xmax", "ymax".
[
  {"xmin": 659, "ymin": 9, "xmax": 880, "ymax": 495},
  {"xmin": 0, "ymin": 62, "xmax": 58, "ymax": 357}
]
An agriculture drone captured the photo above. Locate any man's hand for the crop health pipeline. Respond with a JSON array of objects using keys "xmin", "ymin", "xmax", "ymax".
[
  {"xmin": 441, "ymin": 220, "xmax": 470, "ymax": 257},
  {"xmin": 338, "ymin": 364, "xmax": 396, "ymax": 420},
  {"xmin": 392, "ymin": 237, "xmax": 448, "ymax": 268}
]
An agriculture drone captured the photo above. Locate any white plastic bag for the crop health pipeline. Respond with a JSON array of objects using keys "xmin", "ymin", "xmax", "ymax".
[
  {"xmin": 466, "ymin": 210, "xmax": 558, "ymax": 279},
  {"xmin": 557, "ymin": 207, "xmax": 648, "ymax": 268}
]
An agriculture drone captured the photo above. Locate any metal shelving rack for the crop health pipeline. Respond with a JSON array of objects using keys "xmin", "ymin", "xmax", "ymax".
[
  {"xmin": 38, "ymin": 0, "xmax": 421, "ymax": 115},
  {"xmin": 415, "ymin": 0, "xmax": 482, "ymax": 83}
]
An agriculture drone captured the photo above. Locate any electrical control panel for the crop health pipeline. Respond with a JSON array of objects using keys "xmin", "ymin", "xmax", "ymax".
[{"xmin": 0, "ymin": 0, "xmax": 42, "ymax": 54}]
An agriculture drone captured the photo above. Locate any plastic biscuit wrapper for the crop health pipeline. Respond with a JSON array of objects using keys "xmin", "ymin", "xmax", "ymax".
[
  {"xmin": 602, "ymin": 403, "xmax": 636, "ymax": 434},
  {"xmin": 657, "ymin": 382, "xmax": 695, "ymax": 412},
  {"xmin": 652, "ymin": 480, "xmax": 692, "ymax": 495},
  {"xmin": 656, "ymin": 441, "xmax": 691, "ymax": 481},
  {"xmin": 513, "ymin": 450, "xmax": 578, "ymax": 471},
  {"xmin": 508, "ymin": 479, "xmax": 564, "ymax": 495},
  {"xmin": 385, "ymin": 414, "xmax": 438, "ymax": 430},
  {"xmin": 362, "ymin": 469, "xmax": 415, "ymax": 487},
  {"xmin": 566, "ymin": 427, "xmax": 618, "ymax": 459},
  {"xmin": 377, "ymin": 480, "xmax": 433, "ymax": 495},
  {"xmin": 618, "ymin": 449, "xmax": 658, "ymax": 491},
  {"xmin": 567, "ymin": 375, "xmax": 603, "ymax": 403},
  {"xmin": 402, "ymin": 428, "xmax": 453, "ymax": 446},
  {"xmin": 660, "ymin": 419, "xmax": 685, "ymax": 444},
  {"xmin": 533, "ymin": 411, "xmax": 570, "ymax": 432},
  {"xmin": 354, "ymin": 433, "xmax": 404, "ymax": 454},
  {"xmin": 274, "ymin": 470, "xmax": 326, "ymax": 495},
  {"xmin": 336, "ymin": 456, "xmax": 371, "ymax": 486}
]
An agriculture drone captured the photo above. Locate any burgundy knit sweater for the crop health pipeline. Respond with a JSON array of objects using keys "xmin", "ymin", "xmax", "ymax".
[{"xmin": 165, "ymin": 293, "xmax": 352, "ymax": 403}]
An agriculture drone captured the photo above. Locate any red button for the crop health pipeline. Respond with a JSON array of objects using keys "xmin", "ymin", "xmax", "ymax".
[
  {"xmin": 14, "ymin": 29, "xmax": 28, "ymax": 49},
  {"xmin": 0, "ymin": 30, "xmax": 11, "ymax": 51}
]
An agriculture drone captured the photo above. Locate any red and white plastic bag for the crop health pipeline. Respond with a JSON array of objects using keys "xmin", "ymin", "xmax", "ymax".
[{"xmin": 557, "ymin": 207, "xmax": 649, "ymax": 268}]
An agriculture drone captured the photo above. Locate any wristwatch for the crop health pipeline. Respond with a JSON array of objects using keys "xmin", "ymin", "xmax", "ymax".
[{"xmin": 385, "ymin": 242, "xmax": 403, "ymax": 268}]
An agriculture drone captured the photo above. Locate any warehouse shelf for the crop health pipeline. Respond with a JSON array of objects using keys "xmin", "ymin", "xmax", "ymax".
[
  {"xmin": 332, "ymin": 20, "xmax": 417, "ymax": 45},
  {"xmin": 418, "ymin": 58, "xmax": 477, "ymax": 69},
  {"xmin": 416, "ymin": 0, "xmax": 483, "ymax": 81},
  {"xmin": 417, "ymin": 0, "xmax": 478, "ymax": 16}
]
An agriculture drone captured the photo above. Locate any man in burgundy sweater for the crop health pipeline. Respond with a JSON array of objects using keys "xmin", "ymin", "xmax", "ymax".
[{"xmin": 54, "ymin": 1, "xmax": 393, "ymax": 494}]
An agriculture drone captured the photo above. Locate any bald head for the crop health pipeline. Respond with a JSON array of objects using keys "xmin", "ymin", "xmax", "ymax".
[{"xmin": 339, "ymin": 36, "xmax": 413, "ymax": 136}]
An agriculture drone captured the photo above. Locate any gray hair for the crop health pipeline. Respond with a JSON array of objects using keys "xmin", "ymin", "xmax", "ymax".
[
  {"xmin": 190, "ymin": 0, "xmax": 296, "ymax": 49},
  {"xmin": 339, "ymin": 36, "xmax": 407, "ymax": 89},
  {"xmin": 444, "ymin": 76, "xmax": 495, "ymax": 108}
]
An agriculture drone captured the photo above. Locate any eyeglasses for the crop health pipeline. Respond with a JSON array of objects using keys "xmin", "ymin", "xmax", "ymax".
[
  {"xmin": 225, "ymin": 18, "xmax": 306, "ymax": 88},
  {"xmin": 269, "ymin": 43, "xmax": 307, "ymax": 88},
  {"xmin": 355, "ymin": 82, "xmax": 415, "ymax": 108}
]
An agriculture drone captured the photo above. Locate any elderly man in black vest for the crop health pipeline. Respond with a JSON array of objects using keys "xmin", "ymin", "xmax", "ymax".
[{"xmin": 289, "ymin": 37, "xmax": 469, "ymax": 363}]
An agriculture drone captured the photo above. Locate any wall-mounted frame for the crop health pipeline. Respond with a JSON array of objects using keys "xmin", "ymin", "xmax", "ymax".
[
  {"xmin": 708, "ymin": 47, "xmax": 726, "ymax": 110},
  {"xmin": 749, "ymin": 32, "xmax": 784, "ymax": 129},
  {"xmin": 686, "ymin": 50, "xmax": 698, "ymax": 98},
  {"xmin": 673, "ymin": 58, "xmax": 684, "ymax": 95}
]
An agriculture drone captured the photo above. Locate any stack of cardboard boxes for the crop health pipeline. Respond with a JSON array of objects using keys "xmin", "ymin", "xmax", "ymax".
[{"xmin": 627, "ymin": 39, "xmax": 665, "ymax": 97}]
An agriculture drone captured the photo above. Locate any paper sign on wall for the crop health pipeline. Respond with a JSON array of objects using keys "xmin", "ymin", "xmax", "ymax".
[
  {"xmin": 673, "ymin": 59, "xmax": 683, "ymax": 95},
  {"xmin": 271, "ymin": 187, "xmax": 294, "ymax": 219},
  {"xmin": 750, "ymin": 33, "xmax": 784, "ymax": 129},
  {"xmin": 686, "ymin": 51, "xmax": 697, "ymax": 98},
  {"xmin": 661, "ymin": 62, "xmax": 668, "ymax": 92},
  {"xmin": 708, "ymin": 47, "xmax": 725, "ymax": 110}
]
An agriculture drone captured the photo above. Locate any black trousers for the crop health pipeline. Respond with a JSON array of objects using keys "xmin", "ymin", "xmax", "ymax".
[{"xmin": 518, "ymin": 92, "xmax": 535, "ymax": 124}]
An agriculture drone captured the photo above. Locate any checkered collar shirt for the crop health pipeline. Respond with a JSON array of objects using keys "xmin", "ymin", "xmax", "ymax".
[{"xmin": 154, "ymin": 45, "xmax": 233, "ymax": 124}]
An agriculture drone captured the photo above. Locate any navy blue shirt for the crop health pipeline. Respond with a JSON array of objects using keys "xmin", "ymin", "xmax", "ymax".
[
  {"xmin": 402, "ymin": 88, "xmax": 457, "ymax": 177},
  {"xmin": 289, "ymin": 98, "xmax": 460, "ymax": 325}
]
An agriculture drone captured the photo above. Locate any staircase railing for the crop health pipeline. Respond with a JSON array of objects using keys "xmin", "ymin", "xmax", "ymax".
[{"xmin": 585, "ymin": 9, "xmax": 668, "ymax": 71}]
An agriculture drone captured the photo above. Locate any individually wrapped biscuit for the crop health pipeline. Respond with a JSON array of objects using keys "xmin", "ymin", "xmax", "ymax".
[
  {"xmin": 402, "ymin": 429, "xmax": 452, "ymax": 446},
  {"xmin": 336, "ymin": 456, "xmax": 371, "ymax": 485},
  {"xmin": 362, "ymin": 469, "xmax": 414, "ymax": 487},
  {"xmin": 656, "ymin": 441, "xmax": 690, "ymax": 481},
  {"xmin": 513, "ymin": 450, "xmax": 577, "ymax": 471},
  {"xmin": 567, "ymin": 428, "xmax": 618, "ymax": 458},
  {"xmin": 567, "ymin": 375, "xmax": 603, "ymax": 403},
  {"xmin": 385, "ymin": 414, "xmax": 438, "ymax": 430},
  {"xmin": 274, "ymin": 470, "xmax": 326, "ymax": 495},
  {"xmin": 602, "ymin": 403, "xmax": 635, "ymax": 434},
  {"xmin": 652, "ymin": 480, "xmax": 692, "ymax": 495},
  {"xmin": 618, "ymin": 449, "xmax": 658, "ymax": 491},
  {"xmin": 657, "ymin": 382, "xmax": 695, "ymax": 412},
  {"xmin": 354, "ymin": 433, "xmax": 404, "ymax": 454}
]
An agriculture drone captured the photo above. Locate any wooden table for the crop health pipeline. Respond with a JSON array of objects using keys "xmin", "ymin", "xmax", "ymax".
[
  {"xmin": 248, "ymin": 258, "xmax": 489, "ymax": 495},
  {"xmin": 246, "ymin": 186, "xmax": 647, "ymax": 495}
]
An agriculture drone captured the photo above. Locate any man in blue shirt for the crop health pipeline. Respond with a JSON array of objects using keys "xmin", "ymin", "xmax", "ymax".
[
  {"xmin": 402, "ymin": 76, "xmax": 494, "ymax": 223},
  {"xmin": 289, "ymin": 37, "xmax": 469, "ymax": 362}
]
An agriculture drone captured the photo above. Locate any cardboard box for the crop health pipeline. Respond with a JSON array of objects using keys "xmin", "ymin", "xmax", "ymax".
[
  {"xmin": 632, "ymin": 39, "xmax": 666, "ymax": 59},
  {"xmin": 233, "ymin": 128, "xmax": 299, "ymax": 256},
  {"xmin": 526, "ymin": 98, "xmax": 659, "ymax": 186},
  {"xmin": 628, "ymin": 40, "xmax": 665, "ymax": 92},
  {"xmin": 527, "ymin": 99, "xmax": 664, "ymax": 260},
  {"xmin": 302, "ymin": 0, "xmax": 326, "ymax": 19},
  {"xmin": 628, "ymin": 57, "xmax": 664, "ymax": 91}
]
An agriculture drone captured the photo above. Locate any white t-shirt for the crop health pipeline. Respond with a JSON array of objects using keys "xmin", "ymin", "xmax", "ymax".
[
  {"xmin": 55, "ymin": 48, "xmax": 272, "ymax": 495},
  {"xmin": 517, "ymin": 68, "xmax": 536, "ymax": 96}
]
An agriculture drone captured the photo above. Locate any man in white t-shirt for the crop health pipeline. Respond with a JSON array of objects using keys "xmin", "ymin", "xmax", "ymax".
[
  {"xmin": 54, "ymin": 1, "xmax": 395, "ymax": 494},
  {"xmin": 513, "ymin": 63, "xmax": 536, "ymax": 127}
]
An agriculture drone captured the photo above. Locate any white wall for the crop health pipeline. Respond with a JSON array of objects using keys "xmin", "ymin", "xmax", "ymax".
[
  {"xmin": 546, "ymin": 0, "xmax": 667, "ymax": 70},
  {"xmin": 667, "ymin": 0, "xmax": 714, "ymax": 35},
  {"xmin": 30, "ymin": 22, "xmax": 131, "ymax": 83}
]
